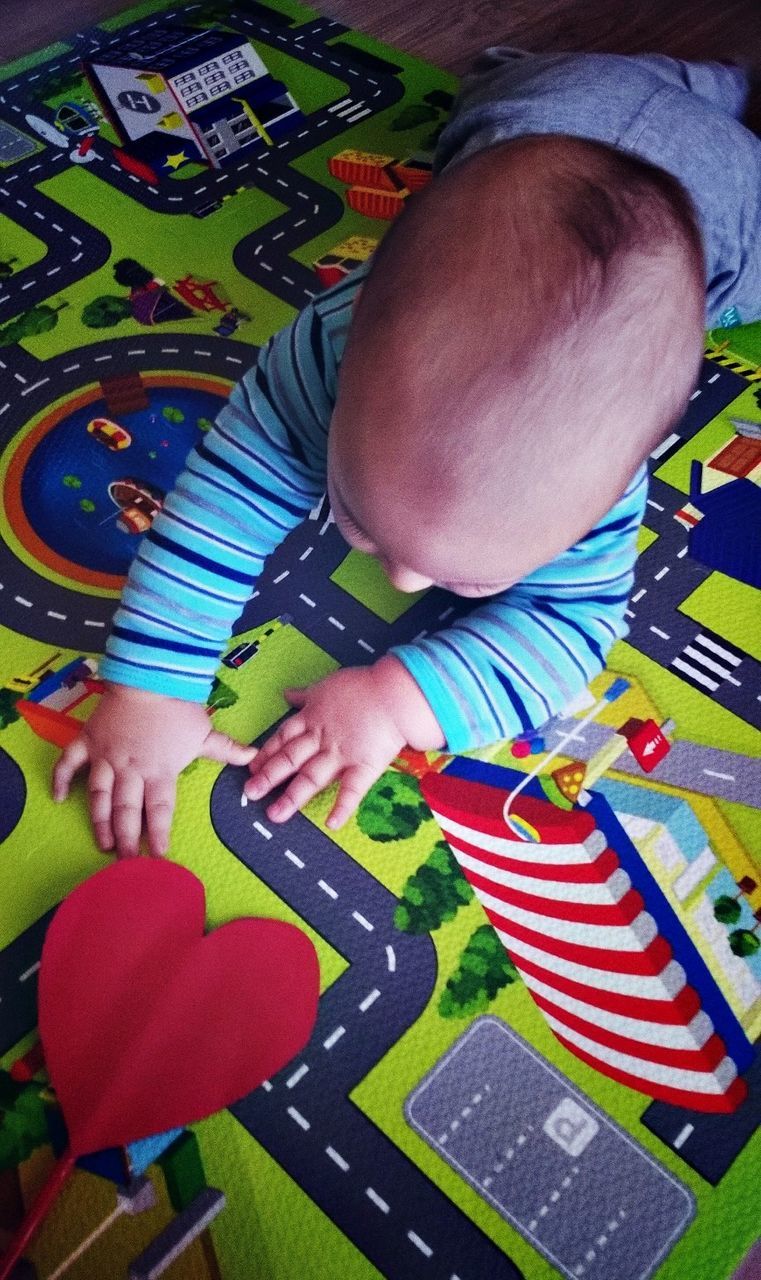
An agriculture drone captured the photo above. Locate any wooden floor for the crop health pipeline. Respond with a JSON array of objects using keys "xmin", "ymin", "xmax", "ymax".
[
  {"xmin": 6, "ymin": 0, "xmax": 761, "ymax": 72},
  {"xmin": 4, "ymin": 0, "xmax": 761, "ymax": 132}
]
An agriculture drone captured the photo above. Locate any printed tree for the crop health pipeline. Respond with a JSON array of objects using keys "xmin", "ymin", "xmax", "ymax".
[
  {"xmin": 62, "ymin": 474, "xmax": 82, "ymax": 488},
  {"xmin": 730, "ymin": 928, "xmax": 760, "ymax": 957},
  {"xmin": 189, "ymin": 0, "xmax": 237, "ymax": 24},
  {"xmin": 0, "ymin": 688, "xmax": 21, "ymax": 731},
  {"xmin": 0, "ymin": 257, "xmax": 18, "ymax": 280},
  {"xmin": 356, "ymin": 770, "xmax": 432, "ymax": 842},
  {"xmin": 394, "ymin": 841, "xmax": 473, "ymax": 933},
  {"xmin": 0, "ymin": 1071, "xmax": 49, "ymax": 1171},
  {"xmin": 112, "ymin": 258, "xmax": 154, "ymax": 290},
  {"xmin": 0, "ymin": 301, "xmax": 68, "ymax": 347},
  {"xmin": 81, "ymin": 295, "xmax": 132, "ymax": 328},
  {"xmin": 197, "ymin": 417, "xmax": 213, "ymax": 433},
  {"xmin": 714, "ymin": 877, "xmax": 760, "ymax": 956},
  {"xmin": 391, "ymin": 88, "xmax": 454, "ymax": 138},
  {"xmin": 41, "ymin": 66, "xmax": 83, "ymax": 98},
  {"xmin": 390, "ymin": 103, "xmax": 439, "ymax": 131},
  {"xmin": 439, "ymin": 924, "xmax": 519, "ymax": 1018},
  {"xmin": 207, "ymin": 676, "xmax": 238, "ymax": 711},
  {"xmin": 163, "ymin": 406, "xmax": 185, "ymax": 424}
]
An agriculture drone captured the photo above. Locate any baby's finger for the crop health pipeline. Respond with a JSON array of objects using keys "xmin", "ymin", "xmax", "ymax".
[
  {"xmin": 245, "ymin": 728, "xmax": 319, "ymax": 800},
  {"xmin": 144, "ymin": 776, "xmax": 176, "ymax": 858},
  {"xmin": 202, "ymin": 729, "xmax": 257, "ymax": 767},
  {"xmin": 267, "ymin": 751, "xmax": 338, "ymax": 823},
  {"xmin": 252, "ymin": 712, "xmax": 305, "ymax": 766},
  {"xmin": 111, "ymin": 772, "xmax": 145, "ymax": 858},
  {"xmin": 88, "ymin": 758, "xmax": 115, "ymax": 851},
  {"xmin": 328, "ymin": 762, "xmax": 386, "ymax": 830},
  {"xmin": 283, "ymin": 686, "xmax": 309, "ymax": 707},
  {"xmin": 53, "ymin": 736, "xmax": 90, "ymax": 802}
]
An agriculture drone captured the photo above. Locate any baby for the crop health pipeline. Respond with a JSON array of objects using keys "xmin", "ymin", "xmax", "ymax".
[{"xmin": 54, "ymin": 49, "xmax": 761, "ymax": 858}]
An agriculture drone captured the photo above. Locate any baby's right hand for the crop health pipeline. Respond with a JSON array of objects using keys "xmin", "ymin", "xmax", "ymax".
[{"xmin": 53, "ymin": 683, "xmax": 256, "ymax": 858}]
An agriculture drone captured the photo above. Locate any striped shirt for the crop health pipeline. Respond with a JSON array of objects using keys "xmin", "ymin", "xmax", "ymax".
[{"xmin": 100, "ymin": 265, "xmax": 648, "ymax": 752}]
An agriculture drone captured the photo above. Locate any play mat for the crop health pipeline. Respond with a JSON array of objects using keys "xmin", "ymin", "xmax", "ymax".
[{"xmin": 0, "ymin": 1, "xmax": 759, "ymax": 1276}]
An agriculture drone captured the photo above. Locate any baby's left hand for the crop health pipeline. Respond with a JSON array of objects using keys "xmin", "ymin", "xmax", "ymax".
[{"xmin": 244, "ymin": 666, "xmax": 407, "ymax": 829}]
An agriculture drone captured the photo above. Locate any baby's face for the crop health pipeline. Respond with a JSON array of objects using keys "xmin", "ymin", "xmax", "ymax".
[{"xmin": 327, "ymin": 443, "xmax": 518, "ymax": 599}]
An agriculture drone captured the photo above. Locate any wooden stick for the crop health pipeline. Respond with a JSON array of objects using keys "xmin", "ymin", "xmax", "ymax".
[{"xmin": 0, "ymin": 1149, "xmax": 76, "ymax": 1280}]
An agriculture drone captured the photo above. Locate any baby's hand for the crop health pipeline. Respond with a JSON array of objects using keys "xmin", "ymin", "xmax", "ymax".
[
  {"xmin": 244, "ymin": 658, "xmax": 444, "ymax": 828},
  {"xmin": 244, "ymin": 667, "xmax": 406, "ymax": 828},
  {"xmin": 53, "ymin": 683, "xmax": 256, "ymax": 858}
]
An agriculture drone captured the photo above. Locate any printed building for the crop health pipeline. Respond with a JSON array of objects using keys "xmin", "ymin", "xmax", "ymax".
[
  {"xmin": 83, "ymin": 25, "xmax": 302, "ymax": 177},
  {"xmin": 421, "ymin": 757, "xmax": 754, "ymax": 1113},
  {"xmin": 597, "ymin": 778, "xmax": 761, "ymax": 1039}
]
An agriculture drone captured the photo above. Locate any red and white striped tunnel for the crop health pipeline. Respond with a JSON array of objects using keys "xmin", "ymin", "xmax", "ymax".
[{"xmin": 420, "ymin": 767, "xmax": 749, "ymax": 1113}]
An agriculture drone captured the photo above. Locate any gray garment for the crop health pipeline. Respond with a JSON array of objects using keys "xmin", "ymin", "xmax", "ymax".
[{"xmin": 435, "ymin": 48, "xmax": 761, "ymax": 326}]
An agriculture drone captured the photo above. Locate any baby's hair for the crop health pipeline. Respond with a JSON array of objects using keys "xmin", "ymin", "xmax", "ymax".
[
  {"xmin": 336, "ymin": 134, "xmax": 706, "ymax": 561},
  {"xmin": 540, "ymin": 139, "xmax": 704, "ymax": 319},
  {"xmin": 555, "ymin": 143, "xmax": 702, "ymax": 268}
]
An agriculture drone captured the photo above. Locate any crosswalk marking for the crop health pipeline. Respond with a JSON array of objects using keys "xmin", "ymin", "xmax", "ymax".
[{"xmin": 670, "ymin": 630, "xmax": 744, "ymax": 694}]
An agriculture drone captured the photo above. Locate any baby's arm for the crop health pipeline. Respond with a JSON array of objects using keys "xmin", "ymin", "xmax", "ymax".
[
  {"xmin": 54, "ymin": 289, "xmax": 345, "ymax": 856},
  {"xmin": 243, "ymin": 469, "xmax": 647, "ymax": 828},
  {"xmin": 387, "ymin": 465, "xmax": 649, "ymax": 752}
]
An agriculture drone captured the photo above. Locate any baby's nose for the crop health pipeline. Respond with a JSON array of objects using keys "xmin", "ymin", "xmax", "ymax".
[{"xmin": 382, "ymin": 561, "xmax": 433, "ymax": 593}]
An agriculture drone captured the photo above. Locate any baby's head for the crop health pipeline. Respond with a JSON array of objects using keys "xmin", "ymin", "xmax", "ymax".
[{"xmin": 328, "ymin": 135, "xmax": 705, "ymax": 595}]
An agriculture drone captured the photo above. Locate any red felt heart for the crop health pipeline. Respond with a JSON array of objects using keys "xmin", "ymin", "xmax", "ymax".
[{"xmin": 38, "ymin": 859, "xmax": 319, "ymax": 1155}]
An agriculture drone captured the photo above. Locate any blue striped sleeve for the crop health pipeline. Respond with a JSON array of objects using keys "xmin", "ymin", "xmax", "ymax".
[
  {"xmin": 389, "ymin": 465, "xmax": 649, "ymax": 751},
  {"xmin": 99, "ymin": 275, "xmax": 362, "ymax": 700}
]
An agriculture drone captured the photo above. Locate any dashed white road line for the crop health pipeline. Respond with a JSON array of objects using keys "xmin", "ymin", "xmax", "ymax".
[
  {"xmin": 357, "ymin": 638, "xmax": 375, "ymax": 654},
  {"xmin": 284, "ymin": 848, "xmax": 304, "ymax": 868},
  {"xmin": 359, "ymin": 988, "xmax": 380, "ymax": 1012},
  {"xmin": 299, "ymin": 593, "xmax": 315, "ymax": 606},
  {"xmin": 328, "ymin": 616, "xmax": 345, "ymax": 630},
  {"xmin": 287, "ymin": 1105, "xmax": 310, "ymax": 1131},
  {"xmin": 650, "ymin": 431, "xmax": 680, "ymax": 459},
  {"xmin": 352, "ymin": 910, "xmax": 374, "ymax": 932},
  {"xmin": 325, "ymin": 1145, "xmax": 349, "ymax": 1171},
  {"xmin": 673, "ymin": 1122, "xmax": 694, "ymax": 1150},
  {"xmin": 21, "ymin": 378, "xmax": 50, "ymax": 397},
  {"xmin": 385, "ymin": 945, "xmax": 396, "ymax": 972},
  {"xmin": 408, "ymin": 1231, "xmax": 433, "ymax": 1258},
  {"xmin": 286, "ymin": 1063, "xmax": 309, "ymax": 1088},
  {"xmin": 318, "ymin": 878, "xmax": 338, "ymax": 898},
  {"xmin": 253, "ymin": 820, "xmax": 272, "ymax": 839},
  {"xmin": 323, "ymin": 1025, "xmax": 345, "ymax": 1050},
  {"xmin": 366, "ymin": 1187, "xmax": 390, "ymax": 1213}
]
